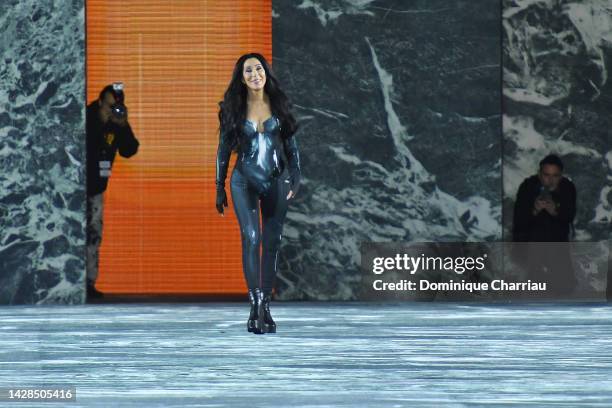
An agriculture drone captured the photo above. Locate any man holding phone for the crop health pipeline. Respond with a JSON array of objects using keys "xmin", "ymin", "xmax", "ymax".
[
  {"xmin": 512, "ymin": 154, "xmax": 577, "ymax": 296},
  {"xmin": 512, "ymin": 154, "xmax": 576, "ymax": 242},
  {"xmin": 86, "ymin": 83, "xmax": 140, "ymax": 300}
]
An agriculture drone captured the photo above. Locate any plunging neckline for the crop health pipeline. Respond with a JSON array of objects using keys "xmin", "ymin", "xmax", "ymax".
[{"xmin": 246, "ymin": 115, "xmax": 276, "ymax": 133}]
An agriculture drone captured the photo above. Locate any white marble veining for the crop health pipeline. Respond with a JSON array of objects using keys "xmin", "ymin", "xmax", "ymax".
[
  {"xmin": 297, "ymin": 0, "xmax": 376, "ymax": 26},
  {"xmin": 502, "ymin": 0, "xmax": 612, "ymax": 242},
  {"xmin": 0, "ymin": 0, "xmax": 86, "ymax": 305},
  {"xmin": 273, "ymin": 1, "xmax": 501, "ymax": 300},
  {"xmin": 1, "ymin": 302, "xmax": 612, "ymax": 407}
]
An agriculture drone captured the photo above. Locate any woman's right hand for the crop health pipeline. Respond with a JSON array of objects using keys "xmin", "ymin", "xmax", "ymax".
[{"xmin": 216, "ymin": 187, "xmax": 228, "ymax": 215}]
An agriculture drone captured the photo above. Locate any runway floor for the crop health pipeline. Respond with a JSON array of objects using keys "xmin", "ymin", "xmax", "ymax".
[{"xmin": 1, "ymin": 301, "xmax": 612, "ymax": 407}]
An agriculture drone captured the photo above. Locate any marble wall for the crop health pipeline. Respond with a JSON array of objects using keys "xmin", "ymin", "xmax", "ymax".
[
  {"xmin": 0, "ymin": 1, "xmax": 607, "ymax": 303},
  {"xmin": 0, "ymin": 0, "xmax": 85, "ymax": 304},
  {"xmin": 272, "ymin": 0, "xmax": 502, "ymax": 300},
  {"xmin": 502, "ymin": 0, "xmax": 611, "ymax": 243},
  {"xmin": 502, "ymin": 0, "xmax": 612, "ymax": 293}
]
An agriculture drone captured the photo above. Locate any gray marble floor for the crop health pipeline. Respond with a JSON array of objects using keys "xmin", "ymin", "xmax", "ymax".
[{"xmin": 1, "ymin": 302, "xmax": 612, "ymax": 407}]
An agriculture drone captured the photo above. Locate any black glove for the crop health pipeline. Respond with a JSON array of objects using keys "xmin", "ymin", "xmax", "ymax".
[
  {"xmin": 216, "ymin": 186, "xmax": 228, "ymax": 214},
  {"xmin": 288, "ymin": 170, "xmax": 300, "ymax": 197},
  {"xmin": 282, "ymin": 135, "xmax": 301, "ymax": 199}
]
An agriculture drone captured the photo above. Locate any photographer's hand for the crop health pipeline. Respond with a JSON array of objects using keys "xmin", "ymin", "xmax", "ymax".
[
  {"xmin": 110, "ymin": 113, "xmax": 128, "ymax": 127},
  {"xmin": 100, "ymin": 109, "xmax": 111, "ymax": 124},
  {"xmin": 532, "ymin": 198, "xmax": 545, "ymax": 216},
  {"xmin": 542, "ymin": 199, "xmax": 558, "ymax": 216}
]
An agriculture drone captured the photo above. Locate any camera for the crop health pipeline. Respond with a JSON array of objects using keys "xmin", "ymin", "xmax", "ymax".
[{"xmin": 110, "ymin": 82, "xmax": 127, "ymax": 118}]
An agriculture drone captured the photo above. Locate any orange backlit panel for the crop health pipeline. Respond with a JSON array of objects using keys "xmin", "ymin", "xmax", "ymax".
[{"xmin": 86, "ymin": 1, "xmax": 272, "ymax": 294}]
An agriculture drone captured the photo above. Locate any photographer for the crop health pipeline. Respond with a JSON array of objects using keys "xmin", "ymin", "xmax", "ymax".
[
  {"xmin": 512, "ymin": 154, "xmax": 576, "ymax": 242},
  {"xmin": 512, "ymin": 154, "xmax": 577, "ymax": 296},
  {"xmin": 86, "ymin": 84, "xmax": 140, "ymax": 300}
]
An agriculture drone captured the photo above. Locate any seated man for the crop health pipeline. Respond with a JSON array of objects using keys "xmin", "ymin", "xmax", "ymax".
[{"xmin": 86, "ymin": 83, "xmax": 140, "ymax": 300}]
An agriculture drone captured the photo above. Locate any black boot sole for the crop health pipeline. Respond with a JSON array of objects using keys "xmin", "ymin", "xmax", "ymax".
[
  {"xmin": 253, "ymin": 319, "xmax": 266, "ymax": 334},
  {"xmin": 253, "ymin": 308, "xmax": 266, "ymax": 334}
]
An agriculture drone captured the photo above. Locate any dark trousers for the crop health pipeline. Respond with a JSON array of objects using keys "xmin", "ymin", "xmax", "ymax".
[{"xmin": 230, "ymin": 167, "xmax": 291, "ymax": 293}]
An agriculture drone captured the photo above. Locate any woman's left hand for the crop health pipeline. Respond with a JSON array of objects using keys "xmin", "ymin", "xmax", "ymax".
[{"xmin": 287, "ymin": 172, "xmax": 300, "ymax": 200}]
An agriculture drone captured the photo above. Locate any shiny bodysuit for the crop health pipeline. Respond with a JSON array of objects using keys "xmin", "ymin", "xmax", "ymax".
[{"xmin": 216, "ymin": 115, "xmax": 300, "ymax": 292}]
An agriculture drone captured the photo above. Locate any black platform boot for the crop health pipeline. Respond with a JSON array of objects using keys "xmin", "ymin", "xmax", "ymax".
[
  {"xmin": 252, "ymin": 288, "xmax": 266, "ymax": 334},
  {"xmin": 247, "ymin": 289, "xmax": 257, "ymax": 333},
  {"xmin": 262, "ymin": 290, "xmax": 276, "ymax": 333}
]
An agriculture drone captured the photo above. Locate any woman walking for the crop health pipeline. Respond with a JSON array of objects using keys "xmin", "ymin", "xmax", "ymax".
[{"xmin": 215, "ymin": 53, "xmax": 301, "ymax": 334}]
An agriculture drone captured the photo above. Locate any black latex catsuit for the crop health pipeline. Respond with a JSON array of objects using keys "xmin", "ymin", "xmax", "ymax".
[{"xmin": 216, "ymin": 114, "xmax": 300, "ymax": 293}]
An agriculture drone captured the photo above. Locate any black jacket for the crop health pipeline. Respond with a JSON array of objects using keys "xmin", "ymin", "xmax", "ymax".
[
  {"xmin": 512, "ymin": 175, "xmax": 576, "ymax": 242},
  {"xmin": 86, "ymin": 102, "xmax": 139, "ymax": 196}
]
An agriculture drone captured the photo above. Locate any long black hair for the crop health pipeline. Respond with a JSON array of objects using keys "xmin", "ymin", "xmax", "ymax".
[{"xmin": 218, "ymin": 52, "xmax": 298, "ymax": 149}]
